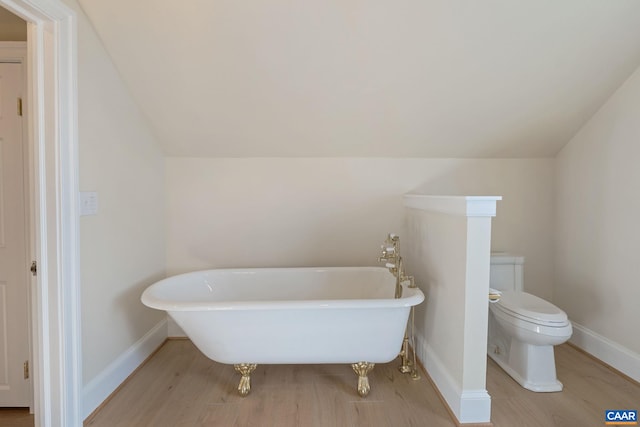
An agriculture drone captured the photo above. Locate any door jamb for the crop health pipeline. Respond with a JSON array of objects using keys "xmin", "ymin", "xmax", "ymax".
[{"xmin": 0, "ymin": 2, "xmax": 81, "ymax": 426}]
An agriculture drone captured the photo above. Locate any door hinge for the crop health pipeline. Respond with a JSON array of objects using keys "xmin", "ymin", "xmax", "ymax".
[
  {"xmin": 24, "ymin": 361, "xmax": 29, "ymax": 380},
  {"xmin": 17, "ymin": 97, "xmax": 23, "ymax": 116},
  {"xmin": 30, "ymin": 260, "xmax": 37, "ymax": 276}
]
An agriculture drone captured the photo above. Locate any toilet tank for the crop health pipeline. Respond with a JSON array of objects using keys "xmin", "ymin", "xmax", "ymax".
[{"xmin": 490, "ymin": 253, "xmax": 524, "ymax": 292}]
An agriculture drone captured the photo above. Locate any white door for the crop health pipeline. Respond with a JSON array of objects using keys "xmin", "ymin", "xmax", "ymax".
[{"xmin": 0, "ymin": 62, "xmax": 30, "ymax": 407}]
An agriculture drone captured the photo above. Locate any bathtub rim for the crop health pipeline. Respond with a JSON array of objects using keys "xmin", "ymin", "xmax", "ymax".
[{"xmin": 141, "ymin": 266, "xmax": 425, "ymax": 312}]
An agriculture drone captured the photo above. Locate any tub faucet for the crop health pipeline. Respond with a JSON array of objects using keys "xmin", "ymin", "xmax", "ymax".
[
  {"xmin": 378, "ymin": 234, "xmax": 420, "ymax": 378},
  {"xmin": 394, "ymin": 257, "xmax": 418, "ymax": 298},
  {"xmin": 378, "ymin": 234, "xmax": 417, "ymax": 298},
  {"xmin": 378, "ymin": 234, "xmax": 399, "ymax": 261}
]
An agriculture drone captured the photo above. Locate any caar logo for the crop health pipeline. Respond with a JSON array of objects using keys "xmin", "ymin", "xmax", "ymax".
[{"xmin": 605, "ymin": 410, "xmax": 637, "ymax": 425}]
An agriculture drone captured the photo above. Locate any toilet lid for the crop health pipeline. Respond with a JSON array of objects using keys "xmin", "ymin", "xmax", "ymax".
[{"xmin": 495, "ymin": 291, "xmax": 568, "ymax": 326}]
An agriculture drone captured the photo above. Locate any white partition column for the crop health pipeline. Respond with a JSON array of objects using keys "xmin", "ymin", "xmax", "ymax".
[{"xmin": 403, "ymin": 195, "xmax": 501, "ymax": 424}]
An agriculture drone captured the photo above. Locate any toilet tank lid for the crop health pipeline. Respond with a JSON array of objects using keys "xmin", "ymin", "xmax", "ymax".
[{"xmin": 490, "ymin": 253, "xmax": 524, "ymax": 265}]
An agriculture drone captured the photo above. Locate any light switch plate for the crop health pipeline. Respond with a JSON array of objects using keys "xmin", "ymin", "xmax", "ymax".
[{"xmin": 79, "ymin": 191, "xmax": 98, "ymax": 216}]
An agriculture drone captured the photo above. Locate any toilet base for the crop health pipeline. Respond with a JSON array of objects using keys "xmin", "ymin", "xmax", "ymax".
[{"xmin": 488, "ymin": 339, "xmax": 563, "ymax": 392}]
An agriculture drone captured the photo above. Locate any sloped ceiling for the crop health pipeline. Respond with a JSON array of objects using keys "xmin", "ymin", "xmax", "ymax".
[
  {"xmin": 76, "ymin": 0, "xmax": 640, "ymax": 157},
  {"xmin": 0, "ymin": 6, "xmax": 27, "ymax": 41}
]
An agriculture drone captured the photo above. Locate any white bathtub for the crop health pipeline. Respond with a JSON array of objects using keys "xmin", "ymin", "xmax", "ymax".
[{"xmin": 142, "ymin": 266, "xmax": 424, "ymax": 395}]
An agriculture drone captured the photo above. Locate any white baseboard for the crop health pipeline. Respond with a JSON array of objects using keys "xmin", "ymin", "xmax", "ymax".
[
  {"xmin": 570, "ymin": 321, "xmax": 640, "ymax": 382},
  {"xmin": 415, "ymin": 334, "xmax": 491, "ymax": 424},
  {"xmin": 83, "ymin": 319, "xmax": 168, "ymax": 419}
]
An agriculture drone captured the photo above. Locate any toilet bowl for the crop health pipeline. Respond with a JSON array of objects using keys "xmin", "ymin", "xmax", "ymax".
[{"xmin": 489, "ymin": 255, "xmax": 572, "ymax": 392}]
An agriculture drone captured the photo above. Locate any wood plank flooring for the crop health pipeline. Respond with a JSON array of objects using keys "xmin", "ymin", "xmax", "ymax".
[
  {"xmin": 83, "ymin": 340, "xmax": 640, "ymax": 427},
  {"xmin": 85, "ymin": 339, "xmax": 454, "ymax": 427},
  {"xmin": 489, "ymin": 344, "xmax": 640, "ymax": 427},
  {"xmin": 0, "ymin": 408, "xmax": 33, "ymax": 427}
]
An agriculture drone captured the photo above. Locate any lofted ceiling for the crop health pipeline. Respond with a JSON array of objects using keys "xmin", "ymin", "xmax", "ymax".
[
  {"xmin": 76, "ymin": 0, "xmax": 640, "ymax": 158},
  {"xmin": 0, "ymin": 7, "xmax": 26, "ymax": 41}
]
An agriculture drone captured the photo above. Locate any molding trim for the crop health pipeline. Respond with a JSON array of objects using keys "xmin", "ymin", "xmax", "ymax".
[
  {"xmin": 0, "ymin": 41, "xmax": 28, "ymax": 60},
  {"xmin": 570, "ymin": 322, "xmax": 640, "ymax": 382},
  {"xmin": 415, "ymin": 334, "xmax": 492, "ymax": 424},
  {"xmin": 1, "ymin": 1, "xmax": 81, "ymax": 425},
  {"xmin": 82, "ymin": 319, "xmax": 168, "ymax": 420},
  {"xmin": 403, "ymin": 195, "xmax": 502, "ymax": 217}
]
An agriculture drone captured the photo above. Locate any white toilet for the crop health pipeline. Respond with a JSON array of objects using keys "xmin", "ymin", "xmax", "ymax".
[{"xmin": 488, "ymin": 254, "xmax": 572, "ymax": 392}]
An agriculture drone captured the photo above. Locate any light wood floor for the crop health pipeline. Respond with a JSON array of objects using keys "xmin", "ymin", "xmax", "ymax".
[
  {"xmin": 489, "ymin": 344, "xmax": 640, "ymax": 427},
  {"xmin": 81, "ymin": 339, "xmax": 640, "ymax": 427},
  {"xmin": 0, "ymin": 408, "xmax": 33, "ymax": 427}
]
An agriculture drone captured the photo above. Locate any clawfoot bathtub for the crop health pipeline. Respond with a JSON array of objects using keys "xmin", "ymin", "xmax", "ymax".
[{"xmin": 141, "ymin": 267, "xmax": 424, "ymax": 397}]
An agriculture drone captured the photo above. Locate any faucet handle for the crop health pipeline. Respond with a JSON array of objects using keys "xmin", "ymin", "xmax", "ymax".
[
  {"xmin": 402, "ymin": 275, "xmax": 417, "ymax": 288},
  {"xmin": 379, "ymin": 247, "xmax": 396, "ymax": 262},
  {"xmin": 381, "ymin": 246, "xmax": 395, "ymax": 255}
]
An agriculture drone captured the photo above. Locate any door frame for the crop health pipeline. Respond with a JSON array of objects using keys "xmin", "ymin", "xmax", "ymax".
[{"xmin": 0, "ymin": 2, "xmax": 81, "ymax": 427}]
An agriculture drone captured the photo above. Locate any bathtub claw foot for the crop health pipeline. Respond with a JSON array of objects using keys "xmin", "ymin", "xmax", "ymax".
[
  {"xmin": 351, "ymin": 362, "xmax": 375, "ymax": 397},
  {"xmin": 234, "ymin": 364, "xmax": 257, "ymax": 397}
]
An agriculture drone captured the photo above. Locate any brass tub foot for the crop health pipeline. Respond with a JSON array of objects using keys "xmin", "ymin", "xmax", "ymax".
[
  {"xmin": 351, "ymin": 362, "xmax": 375, "ymax": 397},
  {"xmin": 234, "ymin": 363, "xmax": 257, "ymax": 396}
]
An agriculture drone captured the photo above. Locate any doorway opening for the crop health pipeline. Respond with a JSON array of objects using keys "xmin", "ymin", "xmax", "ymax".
[
  {"xmin": 0, "ymin": 1, "xmax": 81, "ymax": 426},
  {"xmin": 0, "ymin": 41, "xmax": 31, "ymax": 412}
]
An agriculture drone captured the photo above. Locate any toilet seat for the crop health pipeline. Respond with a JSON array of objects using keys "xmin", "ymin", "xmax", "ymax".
[{"xmin": 494, "ymin": 291, "xmax": 569, "ymax": 327}]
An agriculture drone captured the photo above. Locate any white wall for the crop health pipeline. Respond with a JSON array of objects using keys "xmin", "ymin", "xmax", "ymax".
[
  {"xmin": 68, "ymin": 0, "xmax": 166, "ymax": 391},
  {"xmin": 166, "ymin": 158, "xmax": 554, "ymax": 299},
  {"xmin": 76, "ymin": 0, "xmax": 640, "ymax": 159},
  {"xmin": 556, "ymin": 63, "xmax": 640, "ymax": 374},
  {"xmin": 409, "ymin": 209, "xmax": 468, "ymax": 386},
  {"xmin": 404, "ymin": 196, "xmax": 497, "ymax": 423}
]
